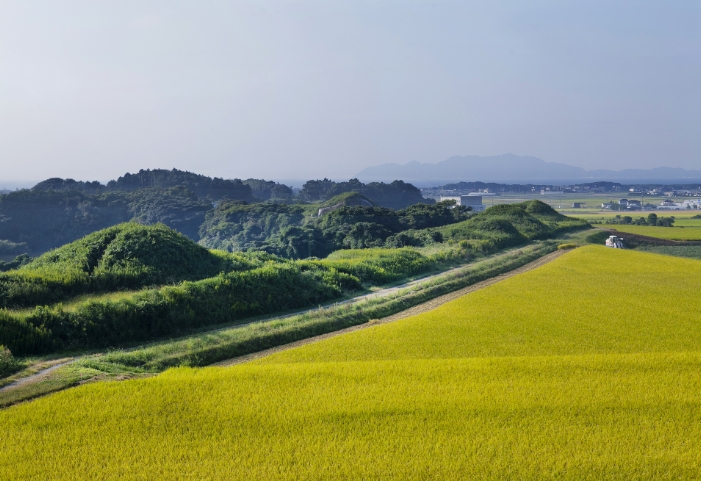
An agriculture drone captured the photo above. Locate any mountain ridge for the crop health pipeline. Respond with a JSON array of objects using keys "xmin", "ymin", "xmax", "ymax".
[{"xmin": 356, "ymin": 154, "xmax": 701, "ymax": 185}]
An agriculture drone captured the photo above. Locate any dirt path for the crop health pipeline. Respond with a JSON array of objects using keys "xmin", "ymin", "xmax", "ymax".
[
  {"xmin": 215, "ymin": 249, "xmax": 567, "ymax": 367},
  {"xmin": 0, "ymin": 359, "xmax": 74, "ymax": 393}
]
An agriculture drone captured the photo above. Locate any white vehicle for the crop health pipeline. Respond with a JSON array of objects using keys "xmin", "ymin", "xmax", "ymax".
[{"xmin": 605, "ymin": 235, "xmax": 624, "ymax": 248}]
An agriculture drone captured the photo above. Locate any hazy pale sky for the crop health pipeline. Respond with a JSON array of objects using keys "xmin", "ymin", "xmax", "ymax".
[{"xmin": 1, "ymin": 0, "xmax": 699, "ymax": 183}]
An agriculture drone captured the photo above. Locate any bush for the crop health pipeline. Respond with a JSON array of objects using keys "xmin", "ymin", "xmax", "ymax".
[
  {"xmin": 0, "ymin": 262, "xmax": 360, "ymax": 355},
  {"xmin": 0, "ymin": 345, "xmax": 21, "ymax": 378},
  {"xmin": 310, "ymin": 248, "xmax": 434, "ymax": 284},
  {"xmin": 0, "ymin": 224, "xmax": 262, "ymax": 308}
]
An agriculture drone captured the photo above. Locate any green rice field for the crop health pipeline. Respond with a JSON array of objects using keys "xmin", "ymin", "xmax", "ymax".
[
  {"xmin": 607, "ymin": 224, "xmax": 701, "ymax": 240},
  {"xmin": 3, "ymin": 246, "xmax": 701, "ymax": 479}
]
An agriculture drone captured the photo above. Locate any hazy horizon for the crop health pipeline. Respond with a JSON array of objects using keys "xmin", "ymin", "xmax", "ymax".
[{"xmin": 1, "ymin": 1, "xmax": 699, "ymax": 182}]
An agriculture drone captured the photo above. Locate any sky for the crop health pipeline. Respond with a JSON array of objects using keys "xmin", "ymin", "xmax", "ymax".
[{"xmin": 0, "ymin": 0, "xmax": 699, "ymax": 184}]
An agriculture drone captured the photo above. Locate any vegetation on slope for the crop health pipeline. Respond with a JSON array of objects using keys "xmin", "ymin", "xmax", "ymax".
[
  {"xmin": 1, "ymin": 172, "xmax": 437, "ymax": 257},
  {"xmin": 0, "ymin": 223, "xmax": 247, "ymax": 309},
  {"xmin": 436, "ymin": 200, "xmax": 587, "ymax": 251},
  {"xmin": 3, "ymin": 247, "xmax": 701, "ymax": 479},
  {"xmin": 0, "ymin": 186, "xmax": 212, "ymax": 253},
  {"xmin": 297, "ymin": 177, "xmax": 427, "ymax": 209},
  {"xmin": 199, "ymin": 200, "xmax": 470, "ymax": 257}
]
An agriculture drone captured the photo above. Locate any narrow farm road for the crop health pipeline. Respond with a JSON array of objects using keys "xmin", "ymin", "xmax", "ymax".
[
  {"xmin": 0, "ymin": 359, "xmax": 74, "ymax": 393},
  {"xmin": 215, "ymin": 248, "xmax": 567, "ymax": 366}
]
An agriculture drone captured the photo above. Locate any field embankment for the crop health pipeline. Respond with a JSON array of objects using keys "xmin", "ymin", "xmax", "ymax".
[{"xmin": 3, "ymin": 246, "xmax": 701, "ymax": 479}]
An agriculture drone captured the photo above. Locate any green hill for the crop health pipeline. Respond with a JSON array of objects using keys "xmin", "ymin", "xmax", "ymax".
[
  {"xmin": 25, "ymin": 223, "xmax": 228, "ymax": 282},
  {"xmin": 0, "ymin": 223, "xmax": 244, "ymax": 308},
  {"xmin": 437, "ymin": 200, "xmax": 588, "ymax": 250}
]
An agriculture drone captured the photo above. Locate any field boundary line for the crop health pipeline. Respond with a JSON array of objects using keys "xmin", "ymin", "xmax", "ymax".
[{"xmin": 215, "ymin": 249, "xmax": 567, "ymax": 367}]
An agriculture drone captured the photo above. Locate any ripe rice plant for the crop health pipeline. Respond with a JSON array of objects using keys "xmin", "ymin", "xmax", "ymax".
[{"xmin": 6, "ymin": 246, "xmax": 701, "ymax": 479}]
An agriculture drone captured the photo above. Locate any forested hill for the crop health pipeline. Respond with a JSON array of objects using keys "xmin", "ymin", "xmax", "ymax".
[
  {"xmin": 33, "ymin": 169, "xmax": 259, "ymax": 201},
  {"xmin": 0, "ymin": 170, "xmax": 433, "ymax": 258},
  {"xmin": 298, "ymin": 178, "xmax": 427, "ymax": 209}
]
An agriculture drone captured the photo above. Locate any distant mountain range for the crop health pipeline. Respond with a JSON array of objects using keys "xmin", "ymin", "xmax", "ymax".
[{"xmin": 356, "ymin": 154, "xmax": 701, "ymax": 186}]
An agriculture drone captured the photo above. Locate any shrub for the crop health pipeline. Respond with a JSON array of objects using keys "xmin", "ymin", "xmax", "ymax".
[{"xmin": 0, "ymin": 345, "xmax": 21, "ymax": 378}]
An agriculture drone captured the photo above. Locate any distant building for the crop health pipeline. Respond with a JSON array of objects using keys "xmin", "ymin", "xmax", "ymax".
[
  {"xmin": 619, "ymin": 198, "xmax": 629, "ymax": 206},
  {"xmin": 601, "ymin": 203, "xmax": 612, "ymax": 209},
  {"xmin": 572, "ymin": 202, "xmax": 584, "ymax": 208},
  {"xmin": 439, "ymin": 194, "xmax": 486, "ymax": 212},
  {"xmin": 626, "ymin": 199, "xmax": 641, "ymax": 210}
]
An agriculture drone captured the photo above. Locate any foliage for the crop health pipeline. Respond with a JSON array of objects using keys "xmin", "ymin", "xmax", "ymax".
[
  {"xmin": 0, "ymin": 224, "xmax": 252, "ymax": 308},
  {"xmin": 605, "ymin": 214, "xmax": 675, "ymax": 227},
  {"xmin": 5, "ymin": 247, "xmax": 701, "ymax": 478},
  {"xmin": 242, "ymin": 179, "xmax": 293, "ymax": 202},
  {"xmin": 199, "ymin": 200, "xmax": 468, "ymax": 258},
  {"xmin": 311, "ymin": 248, "xmax": 434, "ymax": 284},
  {"xmin": 0, "ymin": 254, "xmax": 32, "ymax": 273},
  {"xmin": 197, "ymin": 201, "xmax": 308, "ymax": 253},
  {"xmin": 437, "ymin": 200, "xmax": 588, "ymax": 252},
  {"xmin": 106, "ymin": 168, "xmax": 255, "ymax": 201},
  {"xmin": 0, "ymin": 261, "xmax": 358, "ymax": 355},
  {"xmin": 0, "ymin": 345, "xmax": 21, "ymax": 378},
  {"xmin": 0, "ymin": 171, "xmax": 295, "ymax": 256},
  {"xmin": 0, "ymin": 186, "xmax": 213, "ymax": 253},
  {"xmin": 298, "ymin": 178, "xmax": 429, "ymax": 209}
]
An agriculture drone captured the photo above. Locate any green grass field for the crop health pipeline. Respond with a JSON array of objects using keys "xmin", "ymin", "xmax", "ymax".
[
  {"xmin": 607, "ymin": 224, "xmax": 701, "ymax": 240},
  {"xmin": 3, "ymin": 246, "xmax": 701, "ymax": 479}
]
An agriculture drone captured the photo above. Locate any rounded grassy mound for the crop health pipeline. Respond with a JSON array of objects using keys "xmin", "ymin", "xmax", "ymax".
[{"xmin": 25, "ymin": 223, "xmax": 228, "ymax": 284}]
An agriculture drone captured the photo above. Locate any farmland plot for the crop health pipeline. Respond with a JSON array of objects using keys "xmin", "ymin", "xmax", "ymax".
[{"xmin": 3, "ymin": 246, "xmax": 701, "ymax": 480}]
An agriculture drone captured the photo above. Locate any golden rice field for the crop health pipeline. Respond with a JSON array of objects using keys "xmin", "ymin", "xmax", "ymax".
[
  {"xmin": 3, "ymin": 246, "xmax": 701, "ymax": 480},
  {"xmin": 607, "ymin": 224, "xmax": 701, "ymax": 240}
]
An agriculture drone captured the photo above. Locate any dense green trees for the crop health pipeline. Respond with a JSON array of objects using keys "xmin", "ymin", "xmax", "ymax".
[
  {"xmin": 1, "ymin": 172, "xmax": 436, "ymax": 257},
  {"xmin": 605, "ymin": 214, "xmax": 675, "ymax": 227},
  {"xmin": 242, "ymin": 179, "xmax": 294, "ymax": 202},
  {"xmin": 199, "ymin": 200, "xmax": 470, "ymax": 258},
  {"xmin": 298, "ymin": 178, "xmax": 428, "ymax": 209},
  {"xmin": 0, "ymin": 186, "xmax": 213, "ymax": 253}
]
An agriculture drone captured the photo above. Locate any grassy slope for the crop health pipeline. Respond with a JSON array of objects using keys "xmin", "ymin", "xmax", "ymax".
[
  {"xmin": 3, "ymin": 247, "xmax": 701, "ymax": 479},
  {"xmin": 608, "ymin": 224, "xmax": 701, "ymax": 240},
  {"xmin": 0, "ymin": 223, "xmax": 246, "ymax": 308}
]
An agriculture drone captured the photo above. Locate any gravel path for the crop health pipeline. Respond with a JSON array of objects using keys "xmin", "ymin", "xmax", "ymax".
[{"xmin": 215, "ymin": 249, "xmax": 566, "ymax": 367}]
